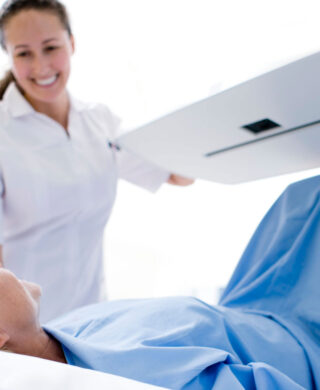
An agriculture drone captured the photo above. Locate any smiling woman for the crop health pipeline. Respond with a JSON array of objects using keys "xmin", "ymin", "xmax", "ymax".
[
  {"xmin": 0, "ymin": 1, "xmax": 74, "ymax": 129},
  {"xmin": 0, "ymin": 0, "xmax": 192, "ymax": 323}
]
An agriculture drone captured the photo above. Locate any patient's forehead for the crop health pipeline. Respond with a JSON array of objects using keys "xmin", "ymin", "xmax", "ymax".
[
  {"xmin": 0, "ymin": 269, "xmax": 17, "ymax": 284},
  {"xmin": 0, "ymin": 270, "xmax": 32, "ymax": 304},
  {"xmin": 0, "ymin": 269, "xmax": 40, "ymax": 329},
  {"xmin": 0, "ymin": 270, "xmax": 26, "ymax": 304},
  {"xmin": 0, "ymin": 269, "xmax": 19, "ymax": 285},
  {"xmin": 0, "ymin": 269, "xmax": 41, "ymax": 306}
]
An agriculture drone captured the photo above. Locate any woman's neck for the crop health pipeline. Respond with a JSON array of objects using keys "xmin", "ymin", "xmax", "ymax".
[{"xmin": 25, "ymin": 91, "xmax": 70, "ymax": 131}]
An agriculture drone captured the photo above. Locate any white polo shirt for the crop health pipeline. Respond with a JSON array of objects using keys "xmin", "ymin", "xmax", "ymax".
[{"xmin": 0, "ymin": 83, "xmax": 169, "ymax": 322}]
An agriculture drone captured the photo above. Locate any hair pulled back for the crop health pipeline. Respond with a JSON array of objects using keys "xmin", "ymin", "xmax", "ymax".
[{"xmin": 0, "ymin": 0, "xmax": 72, "ymax": 99}]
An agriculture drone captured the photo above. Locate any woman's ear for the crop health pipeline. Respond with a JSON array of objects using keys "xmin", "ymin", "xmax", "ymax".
[
  {"xmin": 70, "ymin": 34, "xmax": 75, "ymax": 54},
  {"xmin": 0, "ymin": 328, "xmax": 10, "ymax": 350}
]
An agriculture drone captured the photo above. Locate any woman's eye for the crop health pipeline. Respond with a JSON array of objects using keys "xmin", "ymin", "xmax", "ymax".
[
  {"xmin": 45, "ymin": 46, "xmax": 57, "ymax": 52},
  {"xmin": 17, "ymin": 51, "xmax": 30, "ymax": 57}
]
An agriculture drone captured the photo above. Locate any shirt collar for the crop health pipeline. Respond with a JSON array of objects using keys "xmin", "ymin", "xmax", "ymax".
[
  {"xmin": 3, "ymin": 82, "xmax": 87, "ymax": 118},
  {"xmin": 3, "ymin": 82, "xmax": 34, "ymax": 118},
  {"xmin": 69, "ymin": 94, "xmax": 87, "ymax": 112}
]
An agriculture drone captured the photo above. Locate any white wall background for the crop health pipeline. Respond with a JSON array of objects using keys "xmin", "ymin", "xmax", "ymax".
[{"xmin": 1, "ymin": 0, "xmax": 320, "ymax": 303}]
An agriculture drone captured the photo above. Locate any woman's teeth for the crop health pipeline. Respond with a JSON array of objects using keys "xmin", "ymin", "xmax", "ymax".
[{"xmin": 35, "ymin": 75, "xmax": 58, "ymax": 86}]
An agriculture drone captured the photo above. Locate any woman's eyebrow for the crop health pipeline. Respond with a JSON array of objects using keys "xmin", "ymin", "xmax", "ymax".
[
  {"xmin": 42, "ymin": 38, "xmax": 59, "ymax": 45},
  {"xmin": 14, "ymin": 38, "xmax": 59, "ymax": 50},
  {"xmin": 14, "ymin": 44, "xmax": 29, "ymax": 50}
]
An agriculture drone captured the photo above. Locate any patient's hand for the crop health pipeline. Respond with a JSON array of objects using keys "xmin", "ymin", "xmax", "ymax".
[{"xmin": 167, "ymin": 174, "xmax": 195, "ymax": 186}]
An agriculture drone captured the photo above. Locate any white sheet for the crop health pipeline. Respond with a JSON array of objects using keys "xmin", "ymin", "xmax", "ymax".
[{"xmin": 0, "ymin": 351, "xmax": 167, "ymax": 390}]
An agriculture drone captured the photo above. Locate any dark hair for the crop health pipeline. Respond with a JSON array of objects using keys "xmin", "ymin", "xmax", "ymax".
[
  {"xmin": 0, "ymin": 70, "xmax": 14, "ymax": 99},
  {"xmin": 0, "ymin": 0, "xmax": 72, "ymax": 99}
]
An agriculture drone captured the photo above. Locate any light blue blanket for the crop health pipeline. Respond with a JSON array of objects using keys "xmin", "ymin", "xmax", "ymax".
[{"xmin": 46, "ymin": 175, "xmax": 320, "ymax": 389}]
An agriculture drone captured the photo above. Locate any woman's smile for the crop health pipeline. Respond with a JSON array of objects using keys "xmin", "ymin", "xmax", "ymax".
[{"xmin": 33, "ymin": 73, "xmax": 59, "ymax": 87}]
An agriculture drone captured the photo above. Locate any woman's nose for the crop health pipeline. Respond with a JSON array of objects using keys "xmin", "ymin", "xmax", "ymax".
[{"xmin": 31, "ymin": 54, "xmax": 51, "ymax": 76}]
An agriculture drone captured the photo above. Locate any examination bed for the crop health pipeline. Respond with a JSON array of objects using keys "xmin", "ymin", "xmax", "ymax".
[{"xmin": 0, "ymin": 351, "xmax": 166, "ymax": 390}]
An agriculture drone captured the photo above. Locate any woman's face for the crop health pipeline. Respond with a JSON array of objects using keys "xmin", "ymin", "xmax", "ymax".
[{"xmin": 3, "ymin": 9, "xmax": 74, "ymax": 107}]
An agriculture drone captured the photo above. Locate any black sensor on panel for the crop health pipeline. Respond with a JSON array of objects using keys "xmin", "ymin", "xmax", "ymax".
[{"xmin": 242, "ymin": 118, "xmax": 281, "ymax": 134}]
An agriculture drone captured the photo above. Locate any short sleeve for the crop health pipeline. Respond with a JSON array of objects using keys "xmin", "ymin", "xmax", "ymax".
[
  {"xmin": 99, "ymin": 105, "xmax": 170, "ymax": 193},
  {"xmin": 115, "ymin": 148, "xmax": 170, "ymax": 193}
]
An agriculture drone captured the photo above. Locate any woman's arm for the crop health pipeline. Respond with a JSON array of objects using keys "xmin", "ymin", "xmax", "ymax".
[{"xmin": 0, "ymin": 246, "xmax": 3, "ymax": 267}]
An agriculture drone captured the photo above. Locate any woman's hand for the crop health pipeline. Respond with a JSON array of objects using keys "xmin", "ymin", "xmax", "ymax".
[{"xmin": 167, "ymin": 174, "xmax": 195, "ymax": 186}]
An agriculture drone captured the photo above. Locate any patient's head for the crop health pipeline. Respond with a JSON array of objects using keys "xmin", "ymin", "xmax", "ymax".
[
  {"xmin": 0, "ymin": 270, "xmax": 66, "ymax": 363},
  {"xmin": 0, "ymin": 269, "xmax": 42, "ymax": 351}
]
